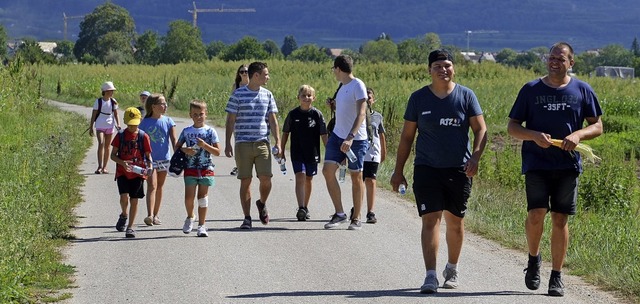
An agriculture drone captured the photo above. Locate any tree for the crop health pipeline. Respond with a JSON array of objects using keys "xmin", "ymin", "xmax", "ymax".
[
  {"xmin": 134, "ymin": 30, "xmax": 159, "ymax": 65},
  {"xmin": 397, "ymin": 32, "xmax": 441, "ymax": 64},
  {"xmin": 206, "ymin": 40, "xmax": 227, "ymax": 59},
  {"xmin": 53, "ymin": 40, "xmax": 75, "ymax": 64},
  {"xmin": 0, "ymin": 25, "xmax": 7, "ymax": 61},
  {"xmin": 99, "ymin": 31, "xmax": 134, "ymax": 64},
  {"xmin": 631, "ymin": 37, "xmax": 640, "ymax": 57},
  {"xmin": 263, "ymin": 39, "xmax": 284, "ymax": 59},
  {"xmin": 495, "ymin": 48, "xmax": 517, "ymax": 64},
  {"xmin": 160, "ymin": 20, "xmax": 206, "ymax": 64},
  {"xmin": 597, "ymin": 44, "xmax": 633, "ymax": 67},
  {"xmin": 287, "ymin": 44, "xmax": 330, "ymax": 63},
  {"xmin": 73, "ymin": 2, "xmax": 135, "ymax": 63},
  {"xmin": 574, "ymin": 51, "xmax": 599, "ymax": 75},
  {"xmin": 281, "ymin": 35, "xmax": 298, "ymax": 58},
  {"xmin": 423, "ymin": 32, "xmax": 442, "ymax": 51},
  {"xmin": 220, "ymin": 36, "xmax": 268, "ymax": 62},
  {"xmin": 361, "ymin": 39, "xmax": 398, "ymax": 63}
]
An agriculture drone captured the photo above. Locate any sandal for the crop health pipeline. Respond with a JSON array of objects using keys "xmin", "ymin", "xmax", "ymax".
[
  {"xmin": 95, "ymin": 167, "xmax": 102, "ymax": 174},
  {"xmin": 101, "ymin": 169, "xmax": 109, "ymax": 174}
]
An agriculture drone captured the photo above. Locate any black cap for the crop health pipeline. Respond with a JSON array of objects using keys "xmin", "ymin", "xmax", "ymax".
[{"xmin": 428, "ymin": 49, "xmax": 454, "ymax": 66}]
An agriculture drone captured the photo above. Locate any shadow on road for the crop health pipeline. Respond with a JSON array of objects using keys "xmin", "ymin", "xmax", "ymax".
[{"xmin": 227, "ymin": 288, "xmax": 532, "ymax": 299}]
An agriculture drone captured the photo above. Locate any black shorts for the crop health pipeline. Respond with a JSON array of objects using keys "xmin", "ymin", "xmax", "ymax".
[
  {"xmin": 413, "ymin": 165, "xmax": 472, "ymax": 218},
  {"xmin": 116, "ymin": 176, "xmax": 145, "ymax": 199},
  {"xmin": 525, "ymin": 169, "xmax": 579, "ymax": 215},
  {"xmin": 362, "ymin": 161, "xmax": 379, "ymax": 180}
]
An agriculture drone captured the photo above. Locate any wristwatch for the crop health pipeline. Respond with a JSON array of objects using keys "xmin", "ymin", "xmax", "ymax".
[{"xmin": 346, "ymin": 133, "xmax": 355, "ymax": 139}]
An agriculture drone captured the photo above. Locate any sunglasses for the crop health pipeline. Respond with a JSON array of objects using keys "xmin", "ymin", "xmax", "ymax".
[{"xmin": 239, "ymin": 70, "xmax": 248, "ymax": 74}]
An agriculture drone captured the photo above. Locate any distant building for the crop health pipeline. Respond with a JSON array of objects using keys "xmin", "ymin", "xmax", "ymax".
[
  {"xmin": 461, "ymin": 51, "xmax": 496, "ymax": 63},
  {"xmin": 326, "ymin": 48, "xmax": 343, "ymax": 58},
  {"xmin": 595, "ymin": 66, "xmax": 634, "ymax": 79},
  {"xmin": 38, "ymin": 42, "xmax": 57, "ymax": 53}
]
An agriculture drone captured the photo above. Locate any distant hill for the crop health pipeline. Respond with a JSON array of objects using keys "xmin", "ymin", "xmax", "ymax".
[{"xmin": 1, "ymin": 0, "xmax": 639, "ymax": 52}]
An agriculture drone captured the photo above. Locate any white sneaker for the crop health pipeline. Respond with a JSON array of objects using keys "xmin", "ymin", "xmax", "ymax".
[
  {"xmin": 182, "ymin": 217, "xmax": 194, "ymax": 234},
  {"xmin": 196, "ymin": 225, "xmax": 208, "ymax": 237},
  {"xmin": 420, "ymin": 273, "xmax": 439, "ymax": 294},
  {"xmin": 442, "ymin": 267, "xmax": 459, "ymax": 289}
]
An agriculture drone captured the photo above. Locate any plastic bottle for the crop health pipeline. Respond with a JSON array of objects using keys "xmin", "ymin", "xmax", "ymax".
[
  {"xmin": 345, "ymin": 149, "xmax": 357, "ymax": 163},
  {"xmin": 272, "ymin": 146, "xmax": 286, "ymax": 175},
  {"xmin": 399, "ymin": 184, "xmax": 407, "ymax": 195},
  {"xmin": 338, "ymin": 165, "xmax": 347, "ymax": 183},
  {"xmin": 131, "ymin": 165, "xmax": 148, "ymax": 176}
]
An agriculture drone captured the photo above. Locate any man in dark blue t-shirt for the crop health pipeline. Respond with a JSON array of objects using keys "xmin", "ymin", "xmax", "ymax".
[
  {"xmin": 507, "ymin": 42, "xmax": 603, "ymax": 297},
  {"xmin": 391, "ymin": 49, "xmax": 488, "ymax": 294}
]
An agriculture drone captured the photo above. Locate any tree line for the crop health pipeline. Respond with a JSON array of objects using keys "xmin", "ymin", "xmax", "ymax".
[{"xmin": 2, "ymin": 2, "xmax": 640, "ymax": 77}]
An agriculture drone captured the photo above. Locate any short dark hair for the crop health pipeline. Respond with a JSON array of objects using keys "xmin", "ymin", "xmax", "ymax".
[
  {"xmin": 428, "ymin": 49, "xmax": 454, "ymax": 67},
  {"xmin": 248, "ymin": 62, "xmax": 268, "ymax": 78},
  {"xmin": 333, "ymin": 55, "xmax": 353, "ymax": 73},
  {"xmin": 550, "ymin": 42, "xmax": 574, "ymax": 60}
]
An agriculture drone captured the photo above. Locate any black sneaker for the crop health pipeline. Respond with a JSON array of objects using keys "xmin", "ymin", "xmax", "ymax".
[
  {"xmin": 296, "ymin": 207, "xmax": 307, "ymax": 221},
  {"xmin": 256, "ymin": 200, "xmax": 269, "ymax": 225},
  {"xmin": 548, "ymin": 274, "xmax": 565, "ymax": 297},
  {"xmin": 125, "ymin": 228, "xmax": 136, "ymax": 238},
  {"xmin": 524, "ymin": 256, "xmax": 541, "ymax": 290},
  {"xmin": 230, "ymin": 167, "xmax": 238, "ymax": 176},
  {"xmin": 304, "ymin": 207, "xmax": 311, "ymax": 219},
  {"xmin": 366, "ymin": 211, "xmax": 377, "ymax": 224},
  {"xmin": 115, "ymin": 214, "xmax": 127, "ymax": 232}
]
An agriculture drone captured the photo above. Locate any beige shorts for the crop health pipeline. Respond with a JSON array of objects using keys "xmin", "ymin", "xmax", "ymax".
[{"xmin": 235, "ymin": 141, "xmax": 272, "ymax": 179}]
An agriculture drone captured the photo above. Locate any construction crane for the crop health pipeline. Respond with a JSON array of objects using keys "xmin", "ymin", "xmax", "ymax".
[
  {"xmin": 63, "ymin": 12, "xmax": 84, "ymax": 41},
  {"xmin": 465, "ymin": 30, "xmax": 499, "ymax": 52},
  {"xmin": 188, "ymin": 1, "xmax": 256, "ymax": 28}
]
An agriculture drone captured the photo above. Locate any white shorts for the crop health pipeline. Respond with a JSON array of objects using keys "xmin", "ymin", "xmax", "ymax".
[{"xmin": 152, "ymin": 160, "xmax": 171, "ymax": 172}]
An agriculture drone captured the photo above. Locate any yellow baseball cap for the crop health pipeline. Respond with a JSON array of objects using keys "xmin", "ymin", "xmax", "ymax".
[{"xmin": 124, "ymin": 107, "xmax": 142, "ymax": 126}]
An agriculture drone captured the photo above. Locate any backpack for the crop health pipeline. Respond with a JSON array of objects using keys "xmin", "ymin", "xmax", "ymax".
[
  {"xmin": 116, "ymin": 129, "xmax": 146, "ymax": 159},
  {"xmin": 94, "ymin": 97, "xmax": 117, "ymax": 122}
]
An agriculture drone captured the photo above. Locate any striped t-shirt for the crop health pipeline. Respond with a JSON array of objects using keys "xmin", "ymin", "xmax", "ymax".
[{"xmin": 225, "ymin": 86, "xmax": 278, "ymax": 143}]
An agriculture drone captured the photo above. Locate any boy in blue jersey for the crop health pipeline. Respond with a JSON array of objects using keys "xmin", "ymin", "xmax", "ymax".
[
  {"xmin": 175, "ymin": 100, "xmax": 220, "ymax": 237},
  {"xmin": 507, "ymin": 42, "xmax": 603, "ymax": 297}
]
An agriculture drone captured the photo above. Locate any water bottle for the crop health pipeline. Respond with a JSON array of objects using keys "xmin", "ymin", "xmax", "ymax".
[
  {"xmin": 338, "ymin": 165, "xmax": 347, "ymax": 183},
  {"xmin": 279, "ymin": 158, "xmax": 287, "ymax": 175},
  {"xmin": 345, "ymin": 149, "xmax": 357, "ymax": 163},
  {"xmin": 131, "ymin": 165, "xmax": 148, "ymax": 176},
  {"xmin": 399, "ymin": 184, "xmax": 407, "ymax": 195},
  {"xmin": 272, "ymin": 146, "xmax": 286, "ymax": 175}
]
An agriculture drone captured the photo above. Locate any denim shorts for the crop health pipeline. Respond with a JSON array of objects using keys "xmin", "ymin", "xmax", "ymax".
[
  {"xmin": 324, "ymin": 132, "xmax": 369, "ymax": 171},
  {"xmin": 292, "ymin": 161, "xmax": 318, "ymax": 177}
]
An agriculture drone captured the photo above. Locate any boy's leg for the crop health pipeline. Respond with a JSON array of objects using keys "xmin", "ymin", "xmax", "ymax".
[
  {"xmin": 365, "ymin": 177, "xmax": 376, "ymax": 213},
  {"xmin": 119, "ymin": 194, "xmax": 129, "ymax": 216},
  {"xmin": 196, "ymin": 185, "xmax": 210, "ymax": 226},
  {"xmin": 304, "ymin": 175, "xmax": 313, "ymax": 208},
  {"xmin": 294, "ymin": 172, "xmax": 306, "ymax": 208},
  {"xmin": 128, "ymin": 199, "xmax": 139, "ymax": 229},
  {"xmin": 184, "ymin": 184, "xmax": 197, "ymax": 219}
]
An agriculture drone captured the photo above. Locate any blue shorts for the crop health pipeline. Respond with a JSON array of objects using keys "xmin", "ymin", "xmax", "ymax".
[
  {"xmin": 324, "ymin": 132, "xmax": 368, "ymax": 171},
  {"xmin": 184, "ymin": 176, "xmax": 215, "ymax": 187},
  {"xmin": 292, "ymin": 161, "xmax": 318, "ymax": 177},
  {"xmin": 525, "ymin": 169, "xmax": 578, "ymax": 215}
]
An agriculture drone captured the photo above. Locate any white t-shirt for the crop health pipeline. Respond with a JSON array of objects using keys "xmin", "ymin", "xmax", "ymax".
[
  {"xmin": 92, "ymin": 98, "xmax": 118, "ymax": 129},
  {"xmin": 333, "ymin": 78, "xmax": 368, "ymax": 140}
]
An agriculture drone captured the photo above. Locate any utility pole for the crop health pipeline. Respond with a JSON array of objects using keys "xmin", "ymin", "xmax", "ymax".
[
  {"xmin": 188, "ymin": 1, "xmax": 256, "ymax": 28},
  {"xmin": 63, "ymin": 12, "xmax": 84, "ymax": 41},
  {"xmin": 465, "ymin": 30, "xmax": 499, "ymax": 52}
]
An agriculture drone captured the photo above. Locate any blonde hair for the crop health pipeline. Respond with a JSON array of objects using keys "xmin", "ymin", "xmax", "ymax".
[
  {"xmin": 297, "ymin": 84, "xmax": 316, "ymax": 97},
  {"xmin": 144, "ymin": 93, "xmax": 165, "ymax": 118}
]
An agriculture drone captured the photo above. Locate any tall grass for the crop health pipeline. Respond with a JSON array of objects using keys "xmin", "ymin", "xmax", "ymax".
[
  {"xmin": 35, "ymin": 60, "xmax": 640, "ymax": 302},
  {"xmin": 0, "ymin": 60, "xmax": 90, "ymax": 302}
]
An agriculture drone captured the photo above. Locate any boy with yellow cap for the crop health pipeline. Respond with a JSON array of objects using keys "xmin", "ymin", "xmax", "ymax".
[{"xmin": 110, "ymin": 107, "xmax": 153, "ymax": 238}]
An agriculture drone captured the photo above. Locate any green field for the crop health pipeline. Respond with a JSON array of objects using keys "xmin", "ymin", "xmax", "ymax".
[{"xmin": 1, "ymin": 59, "xmax": 639, "ymax": 303}]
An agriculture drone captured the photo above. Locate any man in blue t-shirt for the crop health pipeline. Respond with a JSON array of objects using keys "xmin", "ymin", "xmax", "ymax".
[
  {"xmin": 225, "ymin": 61, "xmax": 281, "ymax": 230},
  {"xmin": 507, "ymin": 42, "xmax": 603, "ymax": 297},
  {"xmin": 391, "ymin": 49, "xmax": 488, "ymax": 294}
]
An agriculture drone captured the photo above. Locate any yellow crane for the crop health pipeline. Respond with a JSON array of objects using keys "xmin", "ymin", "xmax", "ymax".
[
  {"xmin": 63, "ymin": 12, "xmax": 84, "ymax": 41},
  {"xmin": 188, "ymin": 1, "xmax": 256, "ymax": 28}
]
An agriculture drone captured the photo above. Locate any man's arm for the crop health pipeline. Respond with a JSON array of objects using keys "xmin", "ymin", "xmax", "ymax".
[
  {"xmin": 507, "ymin": 118, "xmax": 553, "ymax": 148},
  {"xmin": 225, "ymin": 113, "xmax": 236, "ymax": 158},
  {"xmin": 390, "ymin": 120, "xmax": 417, "ymax": 192},
  {"xmin": 465, "ymin": 115, "xmax": 488, "ymax": 177},
  {"xmin": 562, "ymin": 116, "xmax": 603, "ymax": 150},
  {"xmin": 268, "ymin": 112, "xmax": 281, "ymax": 149}
]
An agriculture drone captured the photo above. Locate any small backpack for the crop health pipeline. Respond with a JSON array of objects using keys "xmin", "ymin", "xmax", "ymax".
[
  {"xmin": 94, "ymin": 97, "xmax": 117, "ymax": 121},
  {"xmin": 116, "ymin": 129, "xmax": 146, "ymax": 159}
]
